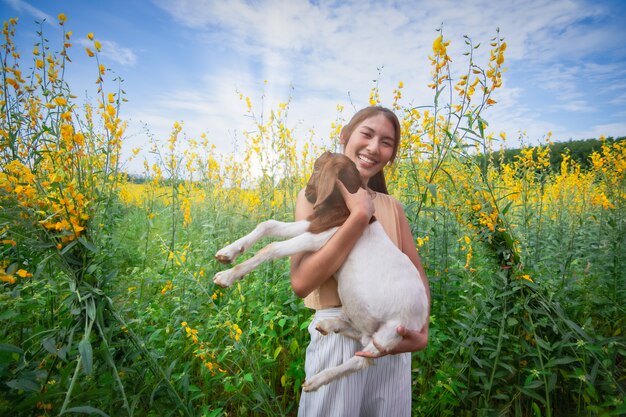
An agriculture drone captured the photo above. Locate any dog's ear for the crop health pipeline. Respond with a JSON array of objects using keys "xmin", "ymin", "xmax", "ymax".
[
  {"xmin": 312, "ymin": 165, "xmax": 342, "ymax": 208},
  {"xmin": 305, "ymin": 152, "xmax": 332, "ymax": 204},
  {"xmin": 338, "ymin": 159, "xmax": 362, "ymax": 194}
]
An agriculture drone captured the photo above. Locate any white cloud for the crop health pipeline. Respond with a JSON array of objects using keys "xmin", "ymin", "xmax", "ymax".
[
  {"xmin": 3, "ymin": 0, "xmax": 54, "ymax": 23},
  {"xmin": 571, "ymin": 122, "xmax": 626, "ymax": 140},
  {"xmin": 77, "ymin": 38, "xmax": 137, "ymax": 67},
  {"xmin": 99, "ymin": 40, "xmax": 137, "ymax": 67}
]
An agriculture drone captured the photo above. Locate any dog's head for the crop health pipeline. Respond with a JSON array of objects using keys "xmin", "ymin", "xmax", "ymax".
[{"xmin": 305, "ymin": 152, "xmax": 362, "ymax": 209}]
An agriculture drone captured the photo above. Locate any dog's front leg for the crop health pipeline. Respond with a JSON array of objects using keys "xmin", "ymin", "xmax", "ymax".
[
  {"xmin": 213, "ymin": 228, "xmax": 337, "ymax": 287},
  {"xmin": 215, "ymin": 220, "xmax": 311, "ymax": 263}
]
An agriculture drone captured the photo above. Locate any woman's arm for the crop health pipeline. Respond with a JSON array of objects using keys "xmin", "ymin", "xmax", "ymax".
[
  {"xmin": 290, "ymin": 181, "xmax": 375, "ymax": 298},
  {"xmin": 357, "ymin": 200, "xmax": 431, "ymax": 357}
]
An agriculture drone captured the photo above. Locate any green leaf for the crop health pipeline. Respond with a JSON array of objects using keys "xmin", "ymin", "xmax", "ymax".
[
  {"xmin": 86, "ymin": 299, "xmax": 96, "ymax": 321},
  {"xmin": 477, "ymin": 117, "xmax": 485, "ymax": 138},
  {"xmin": 520, "ymin": 386, "xmax": 546, "ymax": 403},
  {"xmin": 78, "ymin": 237, "xmax": 98, "ymax": 254},
  {"xmin": 60, "ymin": 239, "xmax": 78, "ymax": 255},
  {"xmin": 243, "ymin": 373, "xmax": 253, "ymax": 382},
  {"xmin": 63, "ymin": 406, "xmax": 110, "ymax": 416},
  {"xmin": 7, "ymin": 378, "xmax": 39, "ymax": 392},
  {"xmin": 501, "ymin": 200, "xmax": 514, "ymax": 215},
  {"xmin": 0, "ymin": 309, "xmax": 18, "ymax": 320},
  {"xmin": 545, "ymin": 356, "xmax": 578, "ymax": 368},
  {"xmin": 289, "ymin": 338, "xmax": 299, "ymax": 354},
  {"xmin": 148, "ymin": 328, "xmax": 163, "ymax": 343},
  {"xmin": 0, "ymin": 343, "xmax": 23, "ymax": 354},
  {"xmin": 79, "ymin": 339, "xmax": 93, "ymax": 375},
  {"xmin": 426, "ymin": 183, "xmax": 437, "ymax": 200},
  {"xmin": 43, "ymin": 337, "xmax": 57, "ymax": 355},
  {"xmin": 535, "ymin": 337, "xmax": 553, "ymax": 351},
  {"xmin": 524, "ymin": 379, "xmax": 543, "ymax": 389},
  {"xmin": 273, "ymin": 346, "xmax": 282, "ymax": 360}
]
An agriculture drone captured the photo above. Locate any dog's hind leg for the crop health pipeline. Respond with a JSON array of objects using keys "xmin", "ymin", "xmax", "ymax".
[
  {"xmin": 370, "ymin": 321, "xmax": 404, "ymax": 354},
  {"xmin": 215, "ymin": 220, "xmax": 311, "ymax": 263},
  {"xmin": 213, "ymin": 228, "xmax": 337, "ymax": 287}
]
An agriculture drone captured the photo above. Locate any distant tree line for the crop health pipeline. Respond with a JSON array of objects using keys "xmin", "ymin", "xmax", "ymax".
[{"xmin": 484, "ymin": 136, "xmax": 625, "ymax": 171}]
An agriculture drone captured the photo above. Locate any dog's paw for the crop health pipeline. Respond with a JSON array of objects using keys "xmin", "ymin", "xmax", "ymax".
[
  {"xmin": 315, "ymin": 318, "xmax": 342, "ymax": 335},
  {"xmin": 302, "ymin": 379, "xmax": 317, "ymax": 392},
  {"xmin": 302, "ymin": 373, "xmax": 326, "ymax": 392},
  {"xmin": 213, "ymin": 270, "xmax": 237, "ymax": 287},
  {"xmin": 315, "ymin": 324, "xmax": 329, "ymax": 336},
  {"xmin": 214, "ymin": 244, "xmax": 244, "ymax": 264}
]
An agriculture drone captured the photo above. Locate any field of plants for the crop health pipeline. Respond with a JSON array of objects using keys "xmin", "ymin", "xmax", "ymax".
[{"xmin": 1, "ymin": 15, "xmax": 624, "ymax": 417}]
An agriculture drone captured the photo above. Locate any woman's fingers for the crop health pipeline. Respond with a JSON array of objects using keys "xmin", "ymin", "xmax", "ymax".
[
  {"xmin": 334, "ymin": 179, "xmax": 351, "ymax": 198},
  {"xmin": 335, "ymin": 180, "xmax": 375, "ymax": 218}
]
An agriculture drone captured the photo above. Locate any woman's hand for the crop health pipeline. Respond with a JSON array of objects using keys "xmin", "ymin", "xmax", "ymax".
[
  {"xmin": 355, "ymin": 323, "xmax": 429, "ymax": 358},
  {"xmin": 335, "ymin": 180, "xmax": 375, "ymax": 220}
]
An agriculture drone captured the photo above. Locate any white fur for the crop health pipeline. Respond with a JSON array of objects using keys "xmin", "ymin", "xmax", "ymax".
[{"xmin": 213, "ymin": 218, "xmax": 428, "ymax": 392}]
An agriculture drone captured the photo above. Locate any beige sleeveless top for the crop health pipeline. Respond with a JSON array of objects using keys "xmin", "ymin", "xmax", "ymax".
[{"xmin": 303, "ymin": 192, "xmax": 403, "ymax": 310}]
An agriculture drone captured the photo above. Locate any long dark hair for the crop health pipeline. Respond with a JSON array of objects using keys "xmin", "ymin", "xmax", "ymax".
[{"xmin": 339, "ymin": 106, "xmax": 401, "ymax": 194}]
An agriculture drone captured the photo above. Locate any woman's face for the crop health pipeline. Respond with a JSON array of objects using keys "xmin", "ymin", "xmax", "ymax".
[{"xmin": 342, "ymin": 113, "xmax": 396, "ymax": 184}]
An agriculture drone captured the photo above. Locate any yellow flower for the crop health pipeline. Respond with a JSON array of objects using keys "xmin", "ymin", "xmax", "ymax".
[
  {"xmin": 6, "ymin": 78, "xmax": 19, "ymax": 89},
  {"xmin": 161, "ymin": 280, "xmax": 173, "ymax": 295},
  {"xmin": 433, "ymin": 35, "xmax": 443, "ymax": 54},
  {"xmin": 74, "ymin": 132, "xmax": 85, "ymax": 146},
  {"xmin": 54, "ymin": 97, "xmax": 67, "ymax": 106},
  {"xmin": 85, "ymin": 47, "xmax": 94, "ymax": 57},
  {"xmin": 58, "ymin": 13, "xmax": 67, "ymax": 24},
  {"xmin": 16, "ymin": 269, "xmax": 32, "ymax": 278},
  {"xmin": 87, "ymin": 32, "xmax": 94, "ymax": 40},
  {"xmin": 1, "ymin": 273, "xmax": 16, "ymax": 284},
  {"xmin": 94, "ymin": 40, "xmax": 102, "ymax": 52}
]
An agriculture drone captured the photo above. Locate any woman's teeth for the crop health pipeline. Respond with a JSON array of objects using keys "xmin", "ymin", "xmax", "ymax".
[{"xmin": 358, "ymin": 154, "xmax": 377, "ymax": 165}]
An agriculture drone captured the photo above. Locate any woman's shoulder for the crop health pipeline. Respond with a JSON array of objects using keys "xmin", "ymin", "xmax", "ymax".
[
  {"xmin": 374, "ymin": 192, "xmax": 405, "ymax": 212},
  {"xmin": 295, "ymin": 188, "xmax": 314, "ymax": 220}
]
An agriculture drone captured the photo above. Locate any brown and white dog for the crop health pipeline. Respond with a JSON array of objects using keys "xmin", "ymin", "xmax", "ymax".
[{"xmin": 213, "ymin": 151, "xmax": 428, "ymax": 391}]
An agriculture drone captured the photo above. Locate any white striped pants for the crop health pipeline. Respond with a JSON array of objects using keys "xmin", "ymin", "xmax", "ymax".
[{"xmin": 298, "ymin": 308, "xmax": 412, "ymax": 417}]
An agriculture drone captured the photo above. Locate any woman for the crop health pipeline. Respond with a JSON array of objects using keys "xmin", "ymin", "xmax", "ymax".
[{"xmin": 291, "ymin": 106, "xmax": 431, "ymax": 416}]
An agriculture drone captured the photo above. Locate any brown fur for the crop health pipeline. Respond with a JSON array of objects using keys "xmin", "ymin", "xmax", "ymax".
[{"xmin": 304, "ymin": 152, "xmax": 368, "ymax": 234}]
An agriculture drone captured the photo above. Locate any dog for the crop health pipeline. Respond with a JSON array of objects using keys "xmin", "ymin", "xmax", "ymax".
[{"xmin": 213, "ymin": 151, "xmax": 428, "ymax": 391}]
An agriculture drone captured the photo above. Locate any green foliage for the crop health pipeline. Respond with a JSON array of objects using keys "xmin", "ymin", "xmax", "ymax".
[{"xmin": 490, "ymin": 136, "xmax": 626, "ymax": 171}]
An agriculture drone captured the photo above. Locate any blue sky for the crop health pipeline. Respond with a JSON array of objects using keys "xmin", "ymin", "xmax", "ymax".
[{"xmin": 2, "ymin": 0, "xmax": 626, "ymax": 173}]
